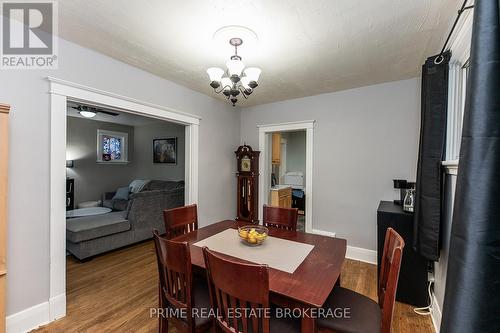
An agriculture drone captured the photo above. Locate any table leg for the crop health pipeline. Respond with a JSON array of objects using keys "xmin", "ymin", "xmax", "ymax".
[{"xmin": 301, "ymin": 315, "xmax": 316, "ymax": 333}]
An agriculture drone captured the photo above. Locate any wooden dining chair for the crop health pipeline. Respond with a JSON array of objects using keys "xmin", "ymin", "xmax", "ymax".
[
  {"xmin": 152, "ymin": 230, "xmax": 212, "ymax": 333},
  {"xmin": 317, "ymin": 228, "xmax": 405, "ymax": 333},
  {"xmin": 263, "ymin": 204, "xmax": 299, "ymax": 231},
  {"xmin": 163, "ymin": 204, "xmax": 198, "ymax": 239},
  {"xmin": 202, "ymin": 247, "xmax": 300, "ymax": 333}
]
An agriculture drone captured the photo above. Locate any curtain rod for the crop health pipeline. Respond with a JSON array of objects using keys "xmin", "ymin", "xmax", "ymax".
[{"xmin": 434, "ymin": 0, "xmax": 474, "ymax": 64}]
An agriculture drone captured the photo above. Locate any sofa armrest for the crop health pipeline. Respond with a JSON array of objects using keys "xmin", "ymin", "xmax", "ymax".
[{"xmin": 103, "ymin": 191, "xmax": 116, "ymax": 201}]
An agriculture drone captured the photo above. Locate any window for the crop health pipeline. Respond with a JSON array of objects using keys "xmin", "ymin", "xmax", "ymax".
[
  {"xmin": 446, "ymin": 60, "xmax": 469, "ymax": 161},
  {"xmin": 97, "ymin": 129, "xmax": 129, "ymax": 163},
  {"xmin": 444, "ymin": 9, "xmax": 473, "ymax": 164}
]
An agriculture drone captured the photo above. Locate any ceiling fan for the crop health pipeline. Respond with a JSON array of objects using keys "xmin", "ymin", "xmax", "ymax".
[{"xmin": 72, "ymin": 105, "xmax": 120, "ymax": 118}]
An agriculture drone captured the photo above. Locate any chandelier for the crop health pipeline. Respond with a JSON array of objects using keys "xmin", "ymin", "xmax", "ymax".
[{"xmin": 206, "ymin": 37, "xmax": 261, "ymax": 107}]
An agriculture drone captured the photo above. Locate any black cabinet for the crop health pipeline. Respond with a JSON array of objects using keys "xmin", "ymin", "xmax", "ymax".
[
  {"xmin": 66, "ymin": 178, "xmax": 74, "ymax": 211},
  {"xmin": 377, "ymin": 201, "xmax": 428, "ymax": 307}
]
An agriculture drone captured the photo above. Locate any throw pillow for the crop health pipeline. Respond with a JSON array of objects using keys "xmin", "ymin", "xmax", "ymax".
[
  {"xmin": 129, "ymin": 179, "xmax": 150, "ymax": 193},
  {"xmin": 112, "ymin": 186, "xmax": 130, "ymax": 201}
]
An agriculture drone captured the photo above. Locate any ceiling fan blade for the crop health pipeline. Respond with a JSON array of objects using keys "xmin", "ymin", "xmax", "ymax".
[{"xmin": 97, "ymin": 110, "xmax": 120, "ymax": 116}]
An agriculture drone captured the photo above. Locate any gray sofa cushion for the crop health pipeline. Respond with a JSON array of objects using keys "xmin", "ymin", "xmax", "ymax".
[
  {"xmin": 142, "ymin": 180, "xmax": 184, "ymax": 191},
  {"xmin": 67, "ymin": 211, "xmax": 130, "ymax": 243}
]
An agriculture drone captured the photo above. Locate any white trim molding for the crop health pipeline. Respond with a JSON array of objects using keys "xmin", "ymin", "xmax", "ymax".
[
  {"xmin": 346, "ymin": 246, "xmax": 378, "ymax": 265},
  {"xmin": 258, "ymin": 120, "xmax": 315, "ymax": 233},
  {"xmin": 311, "ymin": 229, "xmax": 336, "ymax": 238},
  {"xmin": 46, "ymin": 77, "xmax": 200, "ymax": 328},
  {"xmin": 442, "ymin": 160, "xmax": 458, "ymax": 175},
  {"xmin": 6, "ymin": 301, "xmax": 50, "ymax": 333},
  {"xmin": 431, "ymin": 291, "xmax": 442, "ymax": 333}
]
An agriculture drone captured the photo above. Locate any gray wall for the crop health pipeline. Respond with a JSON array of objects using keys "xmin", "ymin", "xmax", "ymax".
[
  {"xmin": 283, "ymin": 131, "xmax": 306, "ymax": 175},
  {"xmin": 1, "ymin": 37, "xmax": 240, "ymax": 316},
  {"xmin": 66, "ymin": 117, "xmax": 135, "ymax": 205},
  {"xmin": 133, "ymin": 122, "xmax": 185, "ymax": 181},
  {"xmin": 241, "ymin": 78, "xmax": 420, "ymax": 250},
  {"xmin": 66, "ymin": 117, "xmax": 186, "ymax": 206}
]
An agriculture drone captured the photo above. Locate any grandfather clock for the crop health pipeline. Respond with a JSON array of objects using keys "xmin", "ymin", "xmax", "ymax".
[{"xmin": 235, "ymin": 145, "xmax": 260, "ymax": 223}]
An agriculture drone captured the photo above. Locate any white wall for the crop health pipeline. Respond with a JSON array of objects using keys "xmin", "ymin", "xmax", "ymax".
[
  {"xmin": 241, "ymin": 78, "xmax": 420, "ymax": 250},
  {"xmin": 0, "ymin": 38, "xmax": 240, "ymax": 318}
]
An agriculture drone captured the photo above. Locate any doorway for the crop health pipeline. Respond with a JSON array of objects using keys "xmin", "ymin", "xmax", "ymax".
[
  {"xmin": 48, "ymin": 77, "xmax": 200, "ymax": 322},
  {"xmin": 258, "ymin": 120, "xmax": 314, "ymax": 233}
]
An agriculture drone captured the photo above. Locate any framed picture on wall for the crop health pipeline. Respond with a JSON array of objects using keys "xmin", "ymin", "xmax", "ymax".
[
  {"xmin": 97, "ymin": 129, "xmax": 129, "ymax": 163},
  {"xmin": 153, "ymin": 138, "xmax": 177, "ymax": 164}
]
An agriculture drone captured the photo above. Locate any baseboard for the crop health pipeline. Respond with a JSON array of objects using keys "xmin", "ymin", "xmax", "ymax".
[
  {"xmin": 49, "ymin": 293, "xmax": 66, "ymax": 321},
  {"xmin": 6, "ymin": 294, "xmax": 65, "ymax": 333},
  {"xmin": 430, "ymin": 291, "xmax": 442, "ymax": 333},
  {"xmin": 346, "ymin": 245, "xmax": 377, "ymax": 265},
  {"xmin": 6, "ymin": 301, "xmax": 50, "ymax": 333},
  {"xmin": 310, "ymin": 229, "xmax": 377, "ymax": 265},
  {"xmin": 311, "ymin": 229, "xmax": 336, "ymax": 238}
]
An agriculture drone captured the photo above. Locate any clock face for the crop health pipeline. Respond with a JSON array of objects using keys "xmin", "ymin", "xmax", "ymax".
[{"xmin": 241, "ymin": 156, "xmax": 251, "ymax": 172}]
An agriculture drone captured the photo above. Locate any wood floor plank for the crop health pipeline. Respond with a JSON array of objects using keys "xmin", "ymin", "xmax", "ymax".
[{"xmin": 32, "ymin": 240, "xmax": 434, "ymax": 333}]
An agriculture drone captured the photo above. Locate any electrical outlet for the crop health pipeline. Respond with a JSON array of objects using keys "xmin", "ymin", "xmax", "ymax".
[{"xmin": 428, "ymin": 271, "xmax": 435, "ymax": 282}]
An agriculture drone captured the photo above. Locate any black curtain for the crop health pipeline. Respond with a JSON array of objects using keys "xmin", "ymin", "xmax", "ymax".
[
  {"xmin": 441, "ymin": 0, "xmax": 500, "ymax": 332},
  {"xmin": 413, "ymin": 52, "xmax": 451, "ymax": 261}
]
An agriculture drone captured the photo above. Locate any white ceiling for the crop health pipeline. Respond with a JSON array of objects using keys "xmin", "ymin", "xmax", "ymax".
[{"xmin": 59, "ymin": 0, "xmax": 460, "ymax": 107}]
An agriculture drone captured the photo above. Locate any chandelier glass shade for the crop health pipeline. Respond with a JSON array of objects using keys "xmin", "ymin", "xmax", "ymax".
[{"xmin": 207, "ymin": 38, "xmax": 261, "ymax": 106}]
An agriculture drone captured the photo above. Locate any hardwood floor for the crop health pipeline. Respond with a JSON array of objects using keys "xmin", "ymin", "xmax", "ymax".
[{"xmin": 33, "ymin": 240, "xmax": 434, "ymax": 333}]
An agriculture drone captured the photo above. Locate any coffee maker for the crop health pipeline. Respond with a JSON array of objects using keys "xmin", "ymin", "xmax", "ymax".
[{"xmin": 393, "ymin": 179, "xmax": 416, "ymax": 208}]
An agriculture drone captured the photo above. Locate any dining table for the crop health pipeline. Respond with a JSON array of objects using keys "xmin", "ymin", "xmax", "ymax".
[{"xmin": 172, "ymin": 220, "xmax": 347, "ymax": 332}]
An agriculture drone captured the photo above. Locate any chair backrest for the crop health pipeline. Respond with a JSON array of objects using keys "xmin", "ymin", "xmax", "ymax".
[
  {"xmin": 153, "ymin": 230, "xmax": 194, "ymax": 327},
  {"xmin": 163, "ymin": 204, "xmax": 198, "ymax": 239},
  {"xmin": 263, "ymin": 204, "xmax": 298, "ymax": 231},
  {"xmin": 378, "ymin": 227, "xmax": 405, "ymax": 333},
  {"xmin": 203, "ymin": 247, "xmax": 270, "ymax": 333}
]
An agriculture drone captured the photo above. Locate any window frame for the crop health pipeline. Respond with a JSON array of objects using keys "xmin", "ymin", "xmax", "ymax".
[
  {"xmin": 443, "ymin": 8, "xmax": 473, "ymax": 174},
  {"xmin": 96, "ymin": 129, "xmax": 129, "ymax": 164}
]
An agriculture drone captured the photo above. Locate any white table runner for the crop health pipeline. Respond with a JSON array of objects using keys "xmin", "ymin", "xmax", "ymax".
[{"xmin": 193, "ymin": 229, "xmax": 314, "ymax": 274}]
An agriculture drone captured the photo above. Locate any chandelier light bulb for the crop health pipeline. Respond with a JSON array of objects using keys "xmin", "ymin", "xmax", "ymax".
[
  {"xmin": 221, "ymin": 77, "xmax": 232, "ymax": 91},
  {"xmin": 226, "ymin": 59, "xmax": 245, "ymax": 77},
  {"xmin": 207, "ymin": 67, "xmax": 224, "ymax": 82},
  {"xmin": 241, "ymin": 76, "xmax": 251, "ymax": 89},
  {"xmin": 244, "ymin": 67, "xmax": 261, "ymax": 83}
]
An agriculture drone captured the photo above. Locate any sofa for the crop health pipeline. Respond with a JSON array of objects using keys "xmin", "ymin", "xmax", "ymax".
[{"xmin": 66, "ymin": 180, "xmax": 184, "ymax": 260}]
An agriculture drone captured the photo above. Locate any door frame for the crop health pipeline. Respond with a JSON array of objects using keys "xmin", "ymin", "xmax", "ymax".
[
  {"xmin": 48, "ymin": 77, "xmax": 200, "ymax": 322},
  {"xmin": 258, "ymin": 120, "xmax": 315, "ymax": 232}
]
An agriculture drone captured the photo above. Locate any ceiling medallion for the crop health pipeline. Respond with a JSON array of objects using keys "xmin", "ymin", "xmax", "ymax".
[{"xmin": 207, "ymin": 34, "xmax": 261, "ymax": 107}]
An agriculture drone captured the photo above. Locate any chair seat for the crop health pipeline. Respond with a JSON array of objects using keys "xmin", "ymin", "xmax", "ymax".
[
  {"xmin": 192, "ymin": 275, "xmax": 212, "ymax": 327},
  {"xmin": 317, "ymin": 287, "xmax": 381, "ymax": 333},
  {"xmin": 270, "ymin": 315, "xmax": 301, "ymax": 333}
]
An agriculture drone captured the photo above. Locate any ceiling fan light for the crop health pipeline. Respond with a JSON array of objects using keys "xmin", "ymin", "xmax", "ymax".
[
  {"xmin": 226, "ymin": 59, "xmax": 245, "ymax": 77},
  {"xmin": 79, "ymin": 111, "xmax": 96, "ymax": 118},
  {"xmin": 207, "ymin": 67, "xmax": 224, "ymax": 82},
  {"xmin": 244, "ymin": 67, "xmax": 261, "ymax": 83}
]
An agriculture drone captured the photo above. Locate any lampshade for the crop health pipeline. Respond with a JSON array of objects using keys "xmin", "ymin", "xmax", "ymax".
[
  {"xmin": 241, "ymin": 76, "xmax": 251, "ymax": 89},
  {"xmin": 244, "ymin": 67, "xmax": 261, "ymax": 82},
  {"xmin": 79, "ymin": 111, "xmax": 96, "ymax": 118},
  {"xmin": 226, "ymin": 59, "xmax": 245, "ymax": 77},
  {"xmin": 221, "ymin": 77, "xmax": 232, "ymax": 90},
  {"xmin": 207, "ymin": 67, "xmax": 224, "ymax": 82}
]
